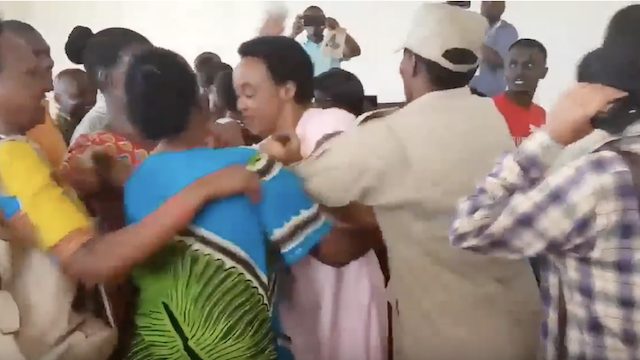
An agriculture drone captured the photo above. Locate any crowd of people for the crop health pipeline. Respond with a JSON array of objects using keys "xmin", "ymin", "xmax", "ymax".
[{"xmin": 0, "ymin": 1, "xmax": 638, "ymax": 360}]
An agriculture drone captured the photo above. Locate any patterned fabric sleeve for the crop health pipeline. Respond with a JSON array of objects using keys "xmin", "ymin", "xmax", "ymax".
[
  {"xmin": 247, "ymin": 152, "xmax": 333, "ymax": 266},
  {"xmin": 65, "ymin": 132, "xmax": 149, "ymax": 168},
  {"xmin": 62, "ymin": 132, "xmax": 105, "ymax": 176},
  {"xmin": 62, "ymin": 132, "xmax": 149, "ymax": 231},
  {"xmin": 450, "ymin": 131, "xmax": 614, "ymax": 258}
]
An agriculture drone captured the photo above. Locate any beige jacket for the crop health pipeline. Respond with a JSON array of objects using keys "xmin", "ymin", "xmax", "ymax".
[
  {"xmin": 295, "ymin": 88, "xmax": 542, "ymax": 360},
  {"xmin": 0, "ymin": 240, "xmax": 116, "ymax": 360}
]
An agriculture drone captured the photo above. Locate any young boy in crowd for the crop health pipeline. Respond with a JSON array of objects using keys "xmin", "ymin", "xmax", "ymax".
[
  {"xmin": 493, "ymin": 38, "xmax": 548, "ymax": 285},
  {"xmin": 493, "ymin": 38, "xmax": 548, "ymax": 146}
]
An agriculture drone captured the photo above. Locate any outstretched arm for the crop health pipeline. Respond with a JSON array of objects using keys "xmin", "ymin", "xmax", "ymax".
[
  {"xmin": 450, "ymin": 132, "xmax": 605, "ymax": 258},
  {"xmin": 64, "ymin": 165, "xmax": 259, "ymax": 285},
  {"xmin": 57, "ymin": 182, "xmax": 208, "ymax": 285},
  {"xmin": 0, "ymin": 141, "xmax": 258, "ymax": 286}
]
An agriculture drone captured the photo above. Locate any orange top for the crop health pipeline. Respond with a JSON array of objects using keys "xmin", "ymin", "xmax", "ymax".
[{"xmin": 26, "ymin": 101, "xmax": 67, "ymax": 169}]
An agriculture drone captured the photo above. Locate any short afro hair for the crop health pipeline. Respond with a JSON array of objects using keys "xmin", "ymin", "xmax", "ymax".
[
  {"xmin": 314, "ymin": 68, "xmax": 365, "ymax": 115},
  {"xmin": 194, "ymin": 51, "xmax": 221, "ymax": 65},
  {"xmin": 237, "ymin": 36, "xmax": 314, "ymax": 105},
  {"xmin": 125, "ymin": 47, "xmax": 199, "ymax": 141},
  {"xmin": 509, "ymin": 38, "xmax": 548, "ymax": 61},
  {"xmin": 195, "ymin": 58, "xmax": 232, "ymax": 88},
  {"xmin": 2, "ymin": 20, "xmax": 38, "ymax": 36}
]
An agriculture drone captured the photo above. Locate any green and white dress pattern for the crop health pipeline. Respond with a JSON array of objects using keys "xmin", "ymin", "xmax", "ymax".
[{"xmin": 123, "ymin": 148, "xmax": 331, "ymax": 360}]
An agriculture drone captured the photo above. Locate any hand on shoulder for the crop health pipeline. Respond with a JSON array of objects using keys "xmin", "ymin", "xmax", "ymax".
[
  {"xmin": 259, "ymin": 133, "xmax": 304, "ymax": 165},
  {"xmin": 189, "ymin": 165, "xmax": 261, "ymax": 204}
]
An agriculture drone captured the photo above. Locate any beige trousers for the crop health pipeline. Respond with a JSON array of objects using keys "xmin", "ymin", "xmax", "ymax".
[{"xmin": 0, "ymin": 241, "xmax": 117, "ymax": 360}]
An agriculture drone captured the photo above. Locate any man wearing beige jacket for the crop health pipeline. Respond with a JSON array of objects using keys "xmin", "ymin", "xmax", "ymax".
[{"xmin": 262, "ymin": 3, "xmax": 541, "ymax": 359}]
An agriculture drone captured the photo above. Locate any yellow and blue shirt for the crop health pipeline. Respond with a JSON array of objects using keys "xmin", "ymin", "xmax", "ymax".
[{"xmin": 0, "ymin": 136, "xmax": 93, "ymax": 260}]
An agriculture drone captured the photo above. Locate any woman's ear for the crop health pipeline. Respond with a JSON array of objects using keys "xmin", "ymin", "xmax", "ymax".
[
  {"xmin": 279, "ymin": 81, "xmax": 297, "ymax": 101},
  {"xmin": 98, "ymin": 68, "xmax": 110, "ymax": 89}
]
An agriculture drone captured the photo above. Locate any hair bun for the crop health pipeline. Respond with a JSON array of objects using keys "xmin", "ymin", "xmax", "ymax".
[{"xmin": 65, "ymin": 25, "xmax": 94, "ymax": 65}]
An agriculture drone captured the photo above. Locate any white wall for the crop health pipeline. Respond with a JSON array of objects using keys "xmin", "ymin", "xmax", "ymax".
[{"xmin": 1, "ymin": 1, "xmax": 637, "ymax": 108}]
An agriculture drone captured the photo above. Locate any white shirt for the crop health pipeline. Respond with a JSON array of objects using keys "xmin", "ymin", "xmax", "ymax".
[{"xmin": 70, "ymin": 92, "xmax": 108, "ymax": 145}]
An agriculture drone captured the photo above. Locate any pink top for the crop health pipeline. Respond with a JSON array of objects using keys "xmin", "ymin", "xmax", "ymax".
[
  {"xmin": 295, "ymin": 108, "xmax": 356, "ymax": 157},
  {"xmin": 279, "ymin": 107, "xmax": 388, "ymax": 360}
]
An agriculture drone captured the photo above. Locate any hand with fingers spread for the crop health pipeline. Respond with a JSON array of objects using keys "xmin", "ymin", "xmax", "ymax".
[
  {"xmin": 545, "ymin": 83, "xmax": 627, "ymax": 146},
  {"xmin": 90, "ymin": 150, "xmax": 134, "ymax": 188},
  {"xmin": 259, "ymin": 16, "xmax": 286, "ymax": 37},
  {"xmin": 260, "ymin": 2, "xmax": 288, "ymax": 37},
  {"xmin": 191, "ymin": 165, "xmax": 262, "ymax": 204},
  {"xmin": 290, "ymin": 14, "xmax": 304, "ymax": 38},
  {"xmin": 62, "ymin": 145, "xmax": 133, "ymax": 196}
]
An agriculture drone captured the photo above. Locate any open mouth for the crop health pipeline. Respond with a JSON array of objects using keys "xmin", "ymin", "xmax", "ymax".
[{"xmin": 514, "ymin": 80, "xmax": 525, "ymax": 85}]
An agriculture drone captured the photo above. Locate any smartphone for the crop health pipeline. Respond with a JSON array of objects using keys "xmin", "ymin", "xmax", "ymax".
[
  {"xmin": 591, "ymin": 96, "xmax": 640, "ymax": 135},
  {"xmin": 303, "ymin": 14, "xmax": 325, "ymax": 27},
  {"xmin": 446, "ymin": 1, "xmax": 471, "ymax": 8}
]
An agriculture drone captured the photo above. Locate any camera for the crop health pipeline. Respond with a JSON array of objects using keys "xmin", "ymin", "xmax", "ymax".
[{"xmin": 303, "ymin": 14, "xmax": 325, "ymax": 27}]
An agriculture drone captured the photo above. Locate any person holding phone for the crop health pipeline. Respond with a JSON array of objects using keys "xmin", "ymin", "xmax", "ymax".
[
  {"xmin": 470, "ymin": 1, "xmax": 519, "ymax": 97},
  {"xmin": 264, "ymin": 4, "xmax": 543, "ymax": 359},
  {"xmin": 289, "ymin": 6, "xmax": 361, "ymax": 76}
]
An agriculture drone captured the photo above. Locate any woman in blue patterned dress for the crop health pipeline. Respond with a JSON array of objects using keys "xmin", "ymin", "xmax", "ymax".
[{"xmin": 121, "ymin": 46, "xmax": 335, "ymax": 359}]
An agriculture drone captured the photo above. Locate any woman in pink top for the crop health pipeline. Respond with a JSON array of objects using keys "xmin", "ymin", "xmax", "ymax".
[{"xmin": 234, "ymin": 37, "xmax": 387, "ymax": 360}]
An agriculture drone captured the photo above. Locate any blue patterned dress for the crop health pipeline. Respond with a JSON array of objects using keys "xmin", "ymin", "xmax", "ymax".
[{"xmin": 123, "ymin": 147, "xmax": 332, "ymax": 360}]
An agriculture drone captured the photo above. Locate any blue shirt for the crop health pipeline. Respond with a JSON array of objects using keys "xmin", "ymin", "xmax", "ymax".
[
  {"xmin": 124, "ymin": 147, "xmax": 332, "ymax": 360},
  {"xmin": 303, "ymin": 39, "xmax": 342, "ymax": 76},
  {"xmin": 470, "ymin": 20, "xmax": 518, "ymax": 97}
]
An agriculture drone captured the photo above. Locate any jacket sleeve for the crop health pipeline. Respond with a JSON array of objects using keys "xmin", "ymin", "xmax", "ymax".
[{"xmin": 293, "ymin": 120, "xmax": 406, "ymax": 208}]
